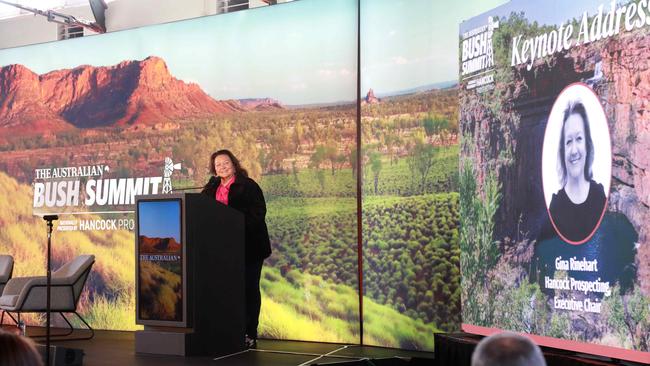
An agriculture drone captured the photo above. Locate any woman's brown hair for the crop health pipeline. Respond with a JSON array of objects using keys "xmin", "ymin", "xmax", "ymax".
[
  {"xmin": 209, "ymin": 149, "xmax": 249, "ymax": 178},
  {"xmin": 0, "ymin": 330, "xmax": 44, "ymax": 366}
]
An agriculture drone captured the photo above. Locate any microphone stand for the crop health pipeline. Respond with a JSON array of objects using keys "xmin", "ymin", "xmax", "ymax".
[
  {"xmin": 43, "ymin": 215, "xmax": 59, "ymax": 366},
  {"xmin": 171, "ymin": 185, "xmax": 205, "ymax": 191}
]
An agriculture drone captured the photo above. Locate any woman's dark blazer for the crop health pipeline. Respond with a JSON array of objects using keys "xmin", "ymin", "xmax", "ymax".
[{"xmin": 202, "ymin": 175, "xmax": 272, "ymax": 263}]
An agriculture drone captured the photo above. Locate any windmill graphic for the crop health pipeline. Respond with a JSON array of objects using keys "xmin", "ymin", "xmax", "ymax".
[{"xmin": 163, "ymin": 157, "xmax": 182, "ymax": 194}]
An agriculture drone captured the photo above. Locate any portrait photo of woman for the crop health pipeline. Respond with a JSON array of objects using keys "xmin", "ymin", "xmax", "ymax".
[{"xmin": 542, "ymin": 83, "xmax": 611, "ymax": 244}]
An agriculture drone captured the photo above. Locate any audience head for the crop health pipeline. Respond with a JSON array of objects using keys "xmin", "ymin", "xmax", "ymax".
[
  {"xmin": 471, "ymin": 332, "xmax": 546, "ymax": 366},
  {"xmin": 0, "ymin": 330, "xmax": 44, "ymax": 366}
]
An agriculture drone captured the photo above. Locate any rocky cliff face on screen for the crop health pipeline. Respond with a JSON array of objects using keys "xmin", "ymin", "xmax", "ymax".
[{"xmin": 460, "ymin": 2, "xmax": 650, "ymax": 358}]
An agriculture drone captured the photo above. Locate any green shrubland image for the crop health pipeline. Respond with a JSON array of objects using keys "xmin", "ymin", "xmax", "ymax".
[{"xmin": 0, "ymin": 87, "xmax": 461, "ymax": 352}]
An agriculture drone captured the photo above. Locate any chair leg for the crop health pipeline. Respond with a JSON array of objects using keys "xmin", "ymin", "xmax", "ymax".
[
  {"xmin": 55, "ymin": 312, "xmax": 75, "ymax": 337},
  {"xmin": 72, "ymin": 311, "xmax": 94, "ymax": 340},
  {"xmin": 0, "ymin": 311, "xmax": 12, "ymax": 327},
  {"xmin": 33, "ymin": 312, "xmax": 94, "ymax": 341},
  {"xmin": 4, "ymin": 312, "xmax": 18, "ymax": 325}
]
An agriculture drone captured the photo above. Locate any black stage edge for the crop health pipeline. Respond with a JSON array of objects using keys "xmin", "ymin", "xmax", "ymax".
[
  {"xmin": 434, "ymin": 333, "xmax": 646, "ymax": 366},
  {"xmin": 3, "ymin": 328, "xmax": 435, "ymax": 366}
]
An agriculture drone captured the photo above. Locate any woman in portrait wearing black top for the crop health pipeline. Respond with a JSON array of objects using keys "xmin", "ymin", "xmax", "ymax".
[
  {"xmin": 202, "ymin": 149, "xmax": 271, "ymax": 349},
  {"xmin": 549, "ymin": 102, "xmax": 606, "ymax": 243}
]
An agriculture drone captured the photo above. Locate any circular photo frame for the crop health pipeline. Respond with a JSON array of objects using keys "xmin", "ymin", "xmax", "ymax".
[{"xmin": 541, "ymin": 82, "xmax": 611, "ymax": 245}]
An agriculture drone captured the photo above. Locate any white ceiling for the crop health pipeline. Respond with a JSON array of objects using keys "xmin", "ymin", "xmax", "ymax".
[{"xmin": 0, "ymin": 0, "xmax": 114, "ymax": 19}]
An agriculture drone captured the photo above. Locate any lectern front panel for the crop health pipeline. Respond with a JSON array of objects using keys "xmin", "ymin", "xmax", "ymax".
[{"xmin": 136, "ymin": 199, "xmax": 184, "ymax": 325}]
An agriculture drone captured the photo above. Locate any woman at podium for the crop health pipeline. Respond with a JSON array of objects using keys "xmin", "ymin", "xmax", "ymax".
[{"xmin": 202, "ymin": 149, "xmax": 271, "ymax": 349}]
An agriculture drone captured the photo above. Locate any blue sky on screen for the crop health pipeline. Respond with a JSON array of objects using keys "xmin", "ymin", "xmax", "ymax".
[
  {"xmin": 0, "ymin": 0, "xmax": 356, "ymax": 105},
  {"xmin": 138, "ymin": 200, "xmax": 181, "ymax": 243},
  {"xmin": 360, "ymin": 0, "xmax": 507, "ymax": 94},
  {"xmin": 460, "ymin": 0, "xmax": 606, "ymax": 33},
  {"xmin": 0, "ymin": 0, "xmax": 529, "ymax": 103}
]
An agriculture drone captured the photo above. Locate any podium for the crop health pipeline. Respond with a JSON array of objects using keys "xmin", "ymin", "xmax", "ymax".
[{"xmin": 133, "ymin": 193, "xmax": 245, "ymax": 357}]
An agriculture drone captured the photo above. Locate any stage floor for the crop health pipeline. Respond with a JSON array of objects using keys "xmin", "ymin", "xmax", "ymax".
[
  {"xmin": 1, "ymin": 325, "xmax": 646, "ymax": 365},
  {"xmin": 6, "ymin": 326, "xmax": 435, "ymax": 366}
]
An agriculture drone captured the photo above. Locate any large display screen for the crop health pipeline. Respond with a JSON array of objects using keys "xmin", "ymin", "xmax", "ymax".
[
  {"xmin": 137, "ymin": 199, "xmax": 183, "ymax": 323},
  {"xmin": 459, "ymin": 0, "xmax": 650, "ymax": 363},
  {"xmin": 359, "ymin": 0, "xmax": 507, "ymax": 350},
  {"xmin": 0, "ymin": 0, "xmax": 360, "ymax": 340}
]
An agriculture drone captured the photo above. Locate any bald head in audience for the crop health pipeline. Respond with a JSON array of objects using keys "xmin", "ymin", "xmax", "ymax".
[{"xmin": 472, "ymin": 332, "xmax": 546, "ymax": 366}]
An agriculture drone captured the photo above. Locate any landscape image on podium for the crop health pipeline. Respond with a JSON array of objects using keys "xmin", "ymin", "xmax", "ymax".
[{"xmin": 137, "ymin": 200, "xmax": 182, "ymax": 322}]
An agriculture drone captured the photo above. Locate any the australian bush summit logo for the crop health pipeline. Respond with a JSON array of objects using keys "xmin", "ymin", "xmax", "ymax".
[
  {"xmin": 32, "ymin": 158, "xmax": 181, "ymax": 232},
  {"xmin": 461, "ymin": 16, "xmax": 498, "ymax": 92}
]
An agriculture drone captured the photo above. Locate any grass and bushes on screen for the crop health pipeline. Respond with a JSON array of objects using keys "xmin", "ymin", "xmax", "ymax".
[
  {"xmin": 259, "ymin": 266, "xmax": 440, "ymax": 350},
  {"xmin": 0, "ymin": 170, "xmax": 140, "ymax": 330},
  {"xmin": 0, "ymin": 88, "xmax": 463, "ymax": 350}
]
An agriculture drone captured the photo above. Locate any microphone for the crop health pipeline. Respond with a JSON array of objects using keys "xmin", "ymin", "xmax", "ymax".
[
  {"xmin": 42, "ymin": 215, "xmax": 59, "ymax": 221},
  {"xmin": 172, "ymin": 186, "xmax": 205, "ymax": 191},
  {"xmin": 206, "ymin": 176, "xmax": 219, "ymax": 188}
]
